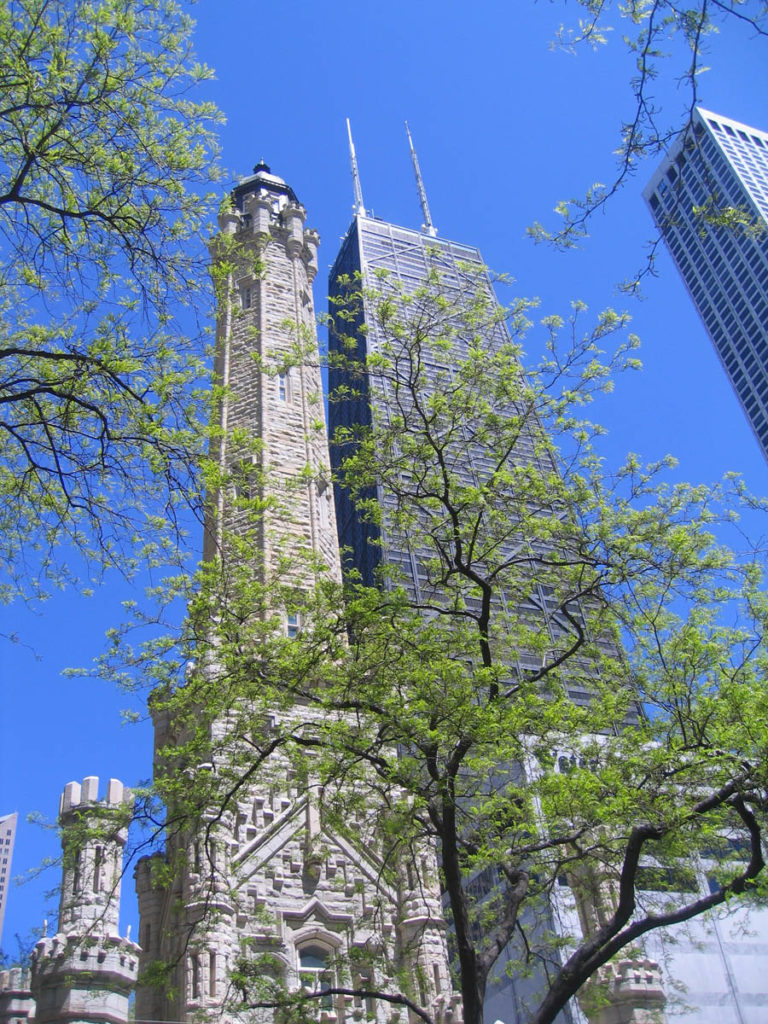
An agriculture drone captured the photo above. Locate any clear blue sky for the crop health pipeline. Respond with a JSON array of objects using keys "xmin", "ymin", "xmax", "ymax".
[{"xmin": 2, "ymin": 0, "xmax": 767, "ymax": 956}]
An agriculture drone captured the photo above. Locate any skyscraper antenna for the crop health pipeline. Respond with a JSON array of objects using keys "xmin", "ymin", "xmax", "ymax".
[
  {"xmin": 346, "ymin": 118, "xmax": 366, "ymax": 217},
  {"xmin": 405, "ymin": 121, "xmax": 437, "ymax": 237}
]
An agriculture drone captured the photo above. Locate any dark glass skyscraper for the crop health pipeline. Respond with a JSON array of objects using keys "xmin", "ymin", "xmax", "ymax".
[
  {"xmin": 328, "ymin": 209, "xmax": 583, "ymax": 1024},
  {"xmin": 644, "ymin": 108, "xmax": 768, "ymax": 459},
  {"xmin": 326, "ymin": 213, "xmax": 598, "ymax": 703},
  {"xmin": 329, "ymin": 215, "xmax": 501, "ymax": 590}
]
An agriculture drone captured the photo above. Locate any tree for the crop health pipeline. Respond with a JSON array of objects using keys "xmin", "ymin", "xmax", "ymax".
[
  {"xmin": 0, "ymin": 0, "xmax": 220, "ymax": 605},
  {"xmin": 110, "ymin": 263, "xmax": 768, "ymax": 1024},
  {"xmin": 531, "ymin": 0, "xmax": 768, "ymax": 263}
]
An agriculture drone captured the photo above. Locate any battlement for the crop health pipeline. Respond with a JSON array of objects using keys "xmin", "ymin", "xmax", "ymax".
[
  {"xmin": 60, "ymin": 777, "xmax": 132, "ymax": 818},
  {"xmin": 33, "ymin": 932, "xmax": 140, "ymax": 986},
  {"xmin": 607, "ymin": 957, "xmax": 666, "ymax": 1001},
  {"xmin": 0, "ymin": 968, "xmax": 31, "ymax": 994},
  {"xmin": 0, "ymin": 967, "xmax": 33, "ymax": 1024},
  {"xmin": 585, "ymin": 957, "xmax": 667, "ymax": 1024},
  {"xmin": 431, "ymin": 990, "xmax": 463, "ymax": 1024},
  {"xmin": 31, "ymin": 934, "xmax": 139, "ymax": 1024},
  {"xmin": 57, "ymin": 776, "xmax": 132, "ymax": 938}
]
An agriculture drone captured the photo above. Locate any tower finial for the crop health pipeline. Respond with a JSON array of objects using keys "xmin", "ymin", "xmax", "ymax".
[
  {"xmin": 405, "ymin": 121, "xmax": 437, "ymax": 237},
  {"xmin": 346, "ymin": 118, "xmax": 366, "ymax": 217}
]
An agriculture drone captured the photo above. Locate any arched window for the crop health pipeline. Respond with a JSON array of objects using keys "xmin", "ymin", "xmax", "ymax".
[{"xmin": 299, "ymin": 945, "xmax": 333, "ymax": 1010}]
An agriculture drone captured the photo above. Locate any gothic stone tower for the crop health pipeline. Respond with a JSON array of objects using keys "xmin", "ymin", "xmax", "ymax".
[
  {"xmin": 203, "ymin": 160, "xmax": 341, "ymax": 586},
  {"xmin": 134, "ymin": 164, "xmax": 457, "ymax": 1024}
]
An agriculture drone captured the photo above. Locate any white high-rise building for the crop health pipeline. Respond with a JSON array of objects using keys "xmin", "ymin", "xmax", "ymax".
[
  {"xmin": 644, "ymin": 108, "xmax": 768, "ymax": 459},
  {"xmin": 0, "ymin": 813, "xmax": 17, "ymax": 948}
]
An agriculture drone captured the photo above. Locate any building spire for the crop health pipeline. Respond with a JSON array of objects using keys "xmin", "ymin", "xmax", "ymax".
[
  {"xmin": 346, "ymin": 118, "xmax": 366, "ymax": 217},
  {"xmin": 405, "ymin": 121, "xmax": 437, "ymax": 237}
]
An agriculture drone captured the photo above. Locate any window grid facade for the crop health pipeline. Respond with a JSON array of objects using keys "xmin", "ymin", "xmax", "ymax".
[
  {"xmin": 643, "ymin": 107, "xmax": 768, "ymax": 460},
  {"xmin": 328, "ymin": 215, "xmax": 614, "ymax": 711},
  {"xmin": 0, "ymin": 812, "xmax": 17, "ymax": 947},
  {"xmin": 328, "ymin": 213, "xmax": 614, "ymax": 1022},
  {"xmin": 329, "ymin": 217, "xmax": 535, "ymax": 597}
]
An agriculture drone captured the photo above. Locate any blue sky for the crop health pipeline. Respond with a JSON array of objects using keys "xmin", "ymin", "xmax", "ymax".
[{"xmin": 2, "ymin": 0, "xmax": 768, "ymax": 956}]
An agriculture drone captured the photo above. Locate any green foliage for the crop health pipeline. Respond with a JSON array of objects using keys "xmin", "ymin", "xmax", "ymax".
[
  {"xmin": 0, "ymin": 928, "xmax": 39, "ymax": 969},
  {"xmin": 692, "ymin": 197, "xmax": 766, "ymax": 238},
  {"xmin": 532, "ymin": 0, "xmax": 767, "ymax": 252},
  {"xmin": 0, "ymin": 0, "xmax": 222, "ymax": 603},
  {"xmin": 108, "ymin": 265, "xmax": 768, "ymax": 1024}
]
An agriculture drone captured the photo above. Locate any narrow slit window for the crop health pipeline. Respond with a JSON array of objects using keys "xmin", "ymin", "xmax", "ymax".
[
  {"xmin": 432, "ymin": 963, "xmax": 441, "ymax": 994},
  {"xmin": 93, "ymin": 846, "xmax": 103, "ymax": 893},
  {"xmin": 192, "ymin": 955, "xmax": 200, "ymax": 999}
]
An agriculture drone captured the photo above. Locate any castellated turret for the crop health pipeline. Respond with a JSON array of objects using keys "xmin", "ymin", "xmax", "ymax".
[
  {"xmin": 0, "ymin": 967, "xmax": 34, "ymax": 1024},
  {"xmin": 30, "ymin": 777, "xmax": 139, "ymax": 1024}
]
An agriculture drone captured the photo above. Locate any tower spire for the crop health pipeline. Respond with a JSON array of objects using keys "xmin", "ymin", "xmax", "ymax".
[
  {"xmin": 405, "ymin": 121, "xmax": 437, "ymax": 237},
  {"xmin": 346, "ymin": 118, "xmax": 366, "ymax": 217}
]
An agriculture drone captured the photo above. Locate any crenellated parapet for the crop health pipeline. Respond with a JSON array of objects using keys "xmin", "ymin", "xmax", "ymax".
[
  {"xmin": 582, "ymin": 957, "xmax": 667, "ymax": 1024},
  {"xmin": 220, "ymin": 161, "xmax": 321, "ymax": 273},
  {"xmin": 31, "ymin": 933, "xmax": 139, "ymax": 1024},
  {"xmin": 430, "ymin": 990, "xmax": 463, "ymax": 1024},
  {"xmin": 30, "ymin": 776, "xmax": 139, "ymax": 1024},
  {"xmin": 57, "ymin": 777, "xmax": 133, "ymax": 937},
  {"xmin": 0, "ymin": 967, "xmax": 34, "ymax": 1024}
]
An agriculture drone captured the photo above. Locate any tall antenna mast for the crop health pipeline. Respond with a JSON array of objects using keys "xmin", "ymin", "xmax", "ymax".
[
  {"xmin": 405, "ymin": 121, "xmax": 437, "ymax": 237},
  {"xmin": 346, "ymin": 118, "xmax": 366, "ymax": 217}
]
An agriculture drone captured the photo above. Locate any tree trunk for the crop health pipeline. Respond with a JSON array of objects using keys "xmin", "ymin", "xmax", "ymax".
[{"xmin": 439, "ymin": 798, "xmax": 486, "ymax": 1024}]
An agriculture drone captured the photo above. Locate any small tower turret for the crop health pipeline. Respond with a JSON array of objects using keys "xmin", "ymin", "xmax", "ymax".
[
  {"xmin": 57, "ymin": 776, "xmax": 128, "ymax": 936},
  {"xmin": 30, "ymin": 777, "xmax": 139, "ymax": 1024},
  {"xmin": 0, "ymin": 968, "xmax": 34, "ymax": 1024}
]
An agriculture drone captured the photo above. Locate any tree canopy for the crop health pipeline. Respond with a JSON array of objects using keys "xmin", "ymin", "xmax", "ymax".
[
  {"xmin": 109, "ymin": 263, "xmax": 768, "ymax": 1024},
  {"xmin": 53, "ymin": 3, "xmax": 768, "ymax": 1020},
  {"xmin": 0, "ymin": 0, "xmax": 221, "ymax": 605}
]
